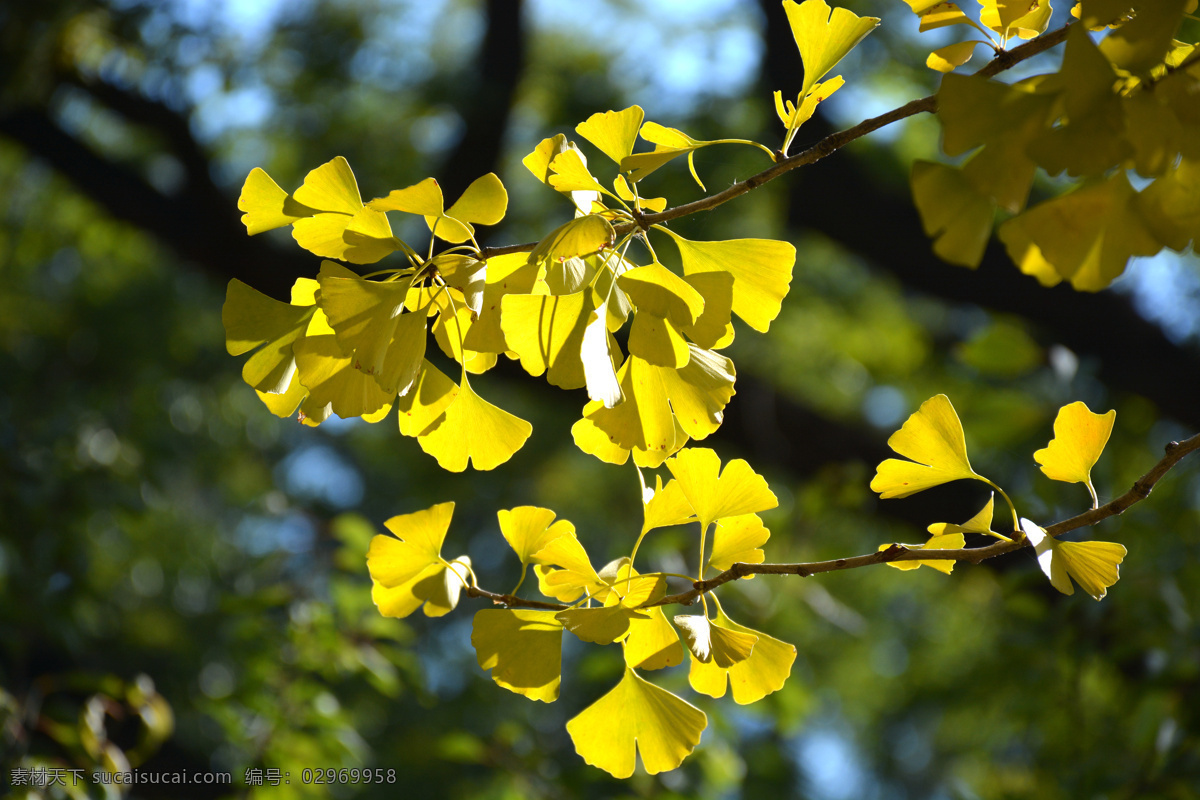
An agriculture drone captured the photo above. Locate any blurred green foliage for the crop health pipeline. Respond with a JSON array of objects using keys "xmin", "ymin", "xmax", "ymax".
[{"xmin": 2, "ymin": 1, "xmax": 1199, "ymax": 798}]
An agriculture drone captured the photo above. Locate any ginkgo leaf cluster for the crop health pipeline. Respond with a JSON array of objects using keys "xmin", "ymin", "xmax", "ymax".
[
  {"xmin": 910, "ymin": 2, "xmax": 1200, "ymax": 289},
  {"xmin": 872, "ymin": 394, "xmax": 1127, "ymax": 600},
  {"xmin": 364, "ymin": 449, "xmax": 795, "ymax": 778}
]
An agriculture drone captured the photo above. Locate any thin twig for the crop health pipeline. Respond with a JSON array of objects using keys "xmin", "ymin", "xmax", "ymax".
[
  {"xmin": 463, "ymin": 432, "xmax": 1198, "ymax": 611},
  {"xmin": 477, "ymin": 23, "xmax": 1072, "ymax": 261}
]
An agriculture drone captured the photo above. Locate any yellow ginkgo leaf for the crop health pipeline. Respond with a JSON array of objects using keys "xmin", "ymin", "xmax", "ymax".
[
  {"xmin": 774, "ymin": 75, "xmax": 845, "ymax": 131},
  {"xmin": 642, "ymin": 476, "xmax": 697, "ymax": 535},
  {"xmin": 498, "ymin": 506, "xmax": 576, "ymax": 566},
  {"xmin": 784, "ymin": 0, "xmax": 880, "ymax": 100},
  {"xmin": 556, "ymin": 605, "xmax": 648, "ymax": 645},
  {"xmin": 620, "ymin": 121, "xmax": 718, "ymax": 188},
  {"xmin": 368, "ymin": 502, "xmax": 465, "ymax": 619},
  {"xmin": 222, "ymin": 279, "xmax": 314, "ymax": 394},
  {"xmin": 576, "ymin": 106, "xmax": 645, "ymax": 166},
  {"xmin": 548, "ymin": 148, "xmax": 613, "ymax": 198},
  {"xmin": 581, "ymin": 297, "xmax": 622, "ymax": 407},
  {"xmin": 238, "ymin": 168, "xmax": 310, "ymax": 235},
  {"xmin": 619, "ymin": 264, "xmax": 705, "ymax": 328},
  {"xmin": 628, "ymin": 312, "xmax": 691, "ymax": 369},
  {"xmin": 665, "ymin": 447, "xmax": 778, "ymax": 529},
  {"xmin": 445, "ymin": 172, "xmax": 508, "ymax": 227},
  {"xmin": 687, "ymin": 602, "xmax": 796, "ymax": 705},
  {"xmin": 623, "ymin": 607, "xmax": 684, "ymax": 671},
  {"xmin": 369, "ymin": 176, "xmax": 444, "ymax": 216},
  {"xmin": 585, "ymin": 356, "xmax": 679, "ymax": 459},
  {"xmin": 708, "ymin": 513, "xmax": 769, "ymax": 574},
  {"xmin": 926, "ymin": 493, "xmax": 1008, "ymax": 541},
  {"xmin": 1022, "ymin": 519, "xmax": 1127, "ymax": 600},
  {"xmin": 256, "ymin": 371, "xmax": 308, "ymax": 419},
  {"xmin": 566, "ymin": 668, "xmax": 707, "ymax": 778},
  {"xmin": 471, "ymin": 609, "xmax": 563, "ymax": 703},
  {"xmin": 396, "ymin": 360, "xmax": 459, "ymax": 436},
  {"xmin": 927, "ymin": 40, "xmax": 982, "ymax": 72},
  {"xmin": 999, "ymin": 174, "xmax": 1161, "ymax": 292},
  {"xmin": 910, "ymin": 160, "xmax": 995, "ymax": 267},
  {"xmin": 293, "ymin": 334, "xmax": 395, "ymax": 421},
  {"xmin": 870, "ymin": 394, "xmax": 983, "ymax": 499},
  {"xmin": 658, "ymin": 346, "xmax": 736, "ymax": 441},
  {"xmin": 421, "ymin": 556, "xmax": 473, "ymax": 618},
  {"xmin": 317, "ymin": 265, "xmax": 424, "ymax": 395},
  {"xmin": 880, "ymin": 533, "xmax": 965, "ymax": 574},
  {"xmin": 656, "ymin": 228, "xmax": 796, "ymax": 333},
  {"xmin": 463, "ymin": 253, "xmax": 541, "ymax": 354},
  {"xmin": 903, "ymin": 1, "xmax": 973, "ymax": 32},
  {"xmin": 530, "ymin": 215, "xmax": 616, "ymax": 267},
  {"xmin": 416, "ymin": 376, "xmax": 531, "ymax": 472},
  {"xmin": 501, "ymin": 291, "xmax": 592, "ymax": 389},
  {"xmin": 1033, "ymin": 401, "xmax": 1116, "ymax": 503},
  {"xmin": 533, "ymin": 535, "xmax": 607, "ymax": 602},
  {"xmin": 673, "ymin": 614, "xmax": 758, "ymax": 667},
  {"xmin": 292, "ymin": 156, "xmax": 363, "ymax": 215},
  {"xmin": 682, "ymin": 271, "xmax": 735, "ymax": 350}
]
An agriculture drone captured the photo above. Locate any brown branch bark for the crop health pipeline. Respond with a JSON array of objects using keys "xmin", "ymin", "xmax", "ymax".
[{"xmin": 462, "ymin": 431, "xmax": 1199, "ymax": 613}]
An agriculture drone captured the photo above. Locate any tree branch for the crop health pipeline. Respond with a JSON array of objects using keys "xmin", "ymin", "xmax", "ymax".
[
  {"xmin": 461, "ymin": 431, "xmax": 1199, "ymax": 613},
  {"xmin": 477, "ymin": 23, "xmax": 1072, "ymax": 261}
]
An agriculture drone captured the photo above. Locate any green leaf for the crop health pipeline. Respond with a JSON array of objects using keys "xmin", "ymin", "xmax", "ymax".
[
  {"xmin": 472, "ymin": 609, "xmax": 563, "ymax": 702},
  {"xmin": 566, "ymin": 668, "xmax": 707, "ymax": 778}
]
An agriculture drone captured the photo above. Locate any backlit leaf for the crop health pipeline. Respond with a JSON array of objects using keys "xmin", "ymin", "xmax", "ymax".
[
  {"xmin": 665, "ymin": 447, "xmax": 777, "ymax": 528},
  {"xmin": 416, "ymin": 377, "xmax": 531, "ymax": 471},
  {"xmin": 445, "ymin": 172, "xmax": 508, "ymax": 226},
  {"xmin": 576, "ymin": 106, "xmax": 645, "ymax": 166},
  {"xmin": 783, "ymin": 0, "xmax": 880, "ymax": 100},
  {"xmin": 497, "ymin": 506, "xmax": 575, "ymax": 566},
  {"xmin": 642, "ymin": 476, "xmax": 697, "ymax": 534},
  {"xmin": 556, "ymin": 605, "xmax": 648, "ymax": 645},
  {"xmin": 657, "ymin": 228, "xmax": 795, "ymax": 333},
  {"xmin": 472, "ymin": 609, "xmax": 563, "ymax": 703},
  {"xmin": 501, "ymin": 291, "xmax": 592, "ymax": 389},
  {"xmin": 927, "ymin": 40, "xmax": 981, "ymax": 72},
  {"xmin": 396, "ymin": 360, "xmax": 459, "ymax": 436},
  {"xmin": 623, "ymin": 608, "xmax": 684, "ymax": 670},
  {"xmin": 911, "ymin": 160, "xmax": 995, "ymax": 267},
  {"xmin": 238, "ymin": 168, "xmax": 308, "ymax": 235},
  {"xmin": 871, "ymin": 394, "xmax": 983, "ymax": 498},
  {"xmin": 368, "ymin": 502, "xmax": 466, "ymax": 619},
  {"xmin": 687, "ymin": 603, "xmax": 796, "ymax": 704},
  {"xmin": 566, "ymin": 668, "xmax": 706, "ymax": 778},
  {"xmin": 292, "ymin": 156, "xmax": 363, "ymax": 215},
  {"xmin": 1022, "ymin": 519, "xmax": 1127, "ymax": 600},
  {"xmin": 293, "ymin": 334, "xmax": 395, "ymax": 421},
  {"xmin": 998, "ymin": 173, "xmax": 1161, "ymax": 292},
  {"xmin": 222, "ymin": 279, "xmax": 314, "ymax": 394},
  {"xmin": 1033, "ymin": 401, "xmax": 1116, "ymax": 496},
  {"xmin": 674, "ymin": 614, "xmax": 758, "ymax": 667},
  {"xmin": 708, "ymin": 513, "xmax": 769, "ymax": 573},
  {"xmin": 533, "ymin": 535, "xmax": 608, "ymax": 602}
]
